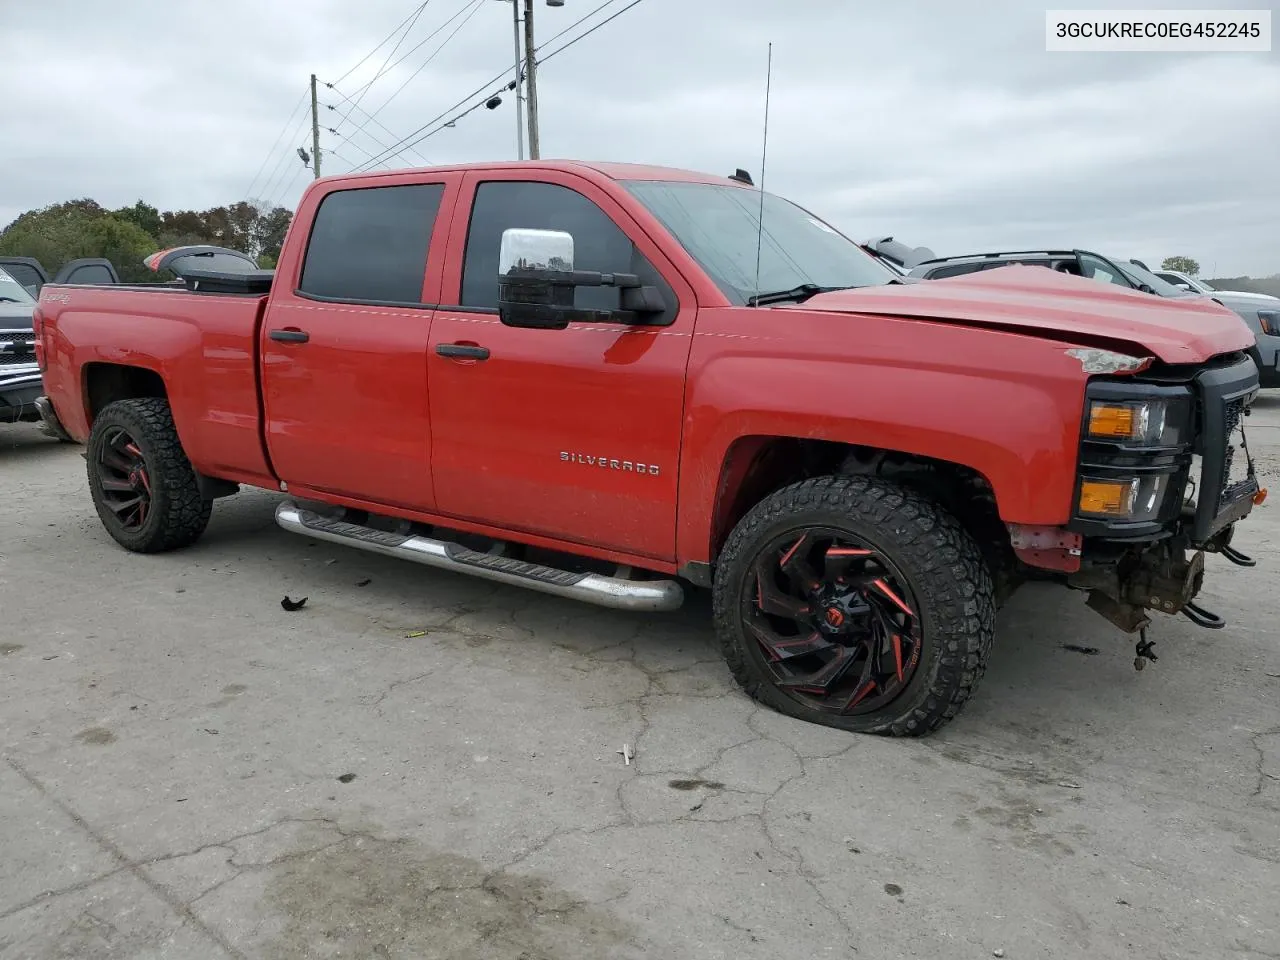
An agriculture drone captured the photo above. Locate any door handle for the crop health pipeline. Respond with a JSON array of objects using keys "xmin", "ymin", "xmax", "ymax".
[
  {"xmin": 269, "ymin": 328, "xmax": 310, "ymax": 343},
  {"xmin": 435, "ymin": 342, "xmax": 490, "ymax": 361}
]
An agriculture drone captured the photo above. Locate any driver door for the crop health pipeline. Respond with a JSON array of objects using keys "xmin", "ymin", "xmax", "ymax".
[{"xmin": 426, "ymin": 171, "xmax": 698, "ymax": 561}]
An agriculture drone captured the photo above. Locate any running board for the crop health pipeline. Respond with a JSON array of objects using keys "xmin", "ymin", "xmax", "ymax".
[{"xmin": 274, "ymin": 501, "xmax": 684, "ymax": 612}]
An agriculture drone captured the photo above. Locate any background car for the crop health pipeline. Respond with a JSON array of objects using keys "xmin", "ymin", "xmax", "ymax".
[
  {"xmin": 0, "ymin": 265, "xmax": 44, "ymax": 425},
  {"xmin": 903, "ymin": 247, "xmax": 1280, "ymax": 387},
  {"xmin": 1153, "ymin": 268, "xmax": 1278, "ymax": 303}
]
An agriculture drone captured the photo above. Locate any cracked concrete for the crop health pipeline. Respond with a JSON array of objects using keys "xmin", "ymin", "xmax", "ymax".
[{"xmin": 4, "ymin": 400, "xmax": 1280, "ymax": 959}]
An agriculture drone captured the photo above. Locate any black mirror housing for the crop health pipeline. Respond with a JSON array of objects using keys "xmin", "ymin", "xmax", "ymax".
[{"xmin": 497, "ymin": 268, "xmax": 662, "ymax": 329}]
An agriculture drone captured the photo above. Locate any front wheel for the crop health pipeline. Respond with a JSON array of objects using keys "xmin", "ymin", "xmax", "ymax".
[
  {"xmin": 86, "ymin": 398, "xmax": 212, "ymax": 553},
  {"xmin": 712, "ymin": 475, "xmax": 995, "ymax": 737}
]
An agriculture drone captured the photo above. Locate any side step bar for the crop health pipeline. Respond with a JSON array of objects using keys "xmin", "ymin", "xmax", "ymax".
[{"xmin": 274, "ymin": 501, "xmax": 684, "ymax": 613}]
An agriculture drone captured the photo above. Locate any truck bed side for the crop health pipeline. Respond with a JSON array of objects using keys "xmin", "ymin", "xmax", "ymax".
[{"xmin": 38, "ymin": 284, "xmax": 275, "ymax": 488}]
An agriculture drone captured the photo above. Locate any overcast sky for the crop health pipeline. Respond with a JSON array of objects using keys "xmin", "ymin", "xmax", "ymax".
[{"xmin": 2, "ymin": 0, "xmax": 1277, "ymax": 275}]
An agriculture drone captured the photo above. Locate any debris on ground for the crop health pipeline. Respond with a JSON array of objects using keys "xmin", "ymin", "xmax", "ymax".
[
  {"xmin": 337, "ymin": 773, "xmax": 356, "ymax": 783},
  {"xmin": 281, "ymin": 596, "xmax": 308, "ymax": 611},
  {"xmin": 356, "ymin": 578, "xmax": 372, "ymax": 587},
  {"xmin": 1061, "ymin": 644, "xmax": 1099, "ymax": 656},
  {"xmin": 617, "ymin": 744, "xmax": 633, "ymax": 765},
  {"xmin": 405, "ymin": 630, "xmax": 427, "ymax": 639}
]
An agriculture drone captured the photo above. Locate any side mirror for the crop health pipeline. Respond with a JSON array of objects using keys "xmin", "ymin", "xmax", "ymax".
[{"xmin": 496, "ymin": 227, "xmax": 664, "ymax": 329}]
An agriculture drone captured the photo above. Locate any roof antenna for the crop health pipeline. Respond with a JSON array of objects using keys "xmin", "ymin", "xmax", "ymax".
[{"xmin": 753, "ymin": 43, "xmax": 773, "ymax": 300}]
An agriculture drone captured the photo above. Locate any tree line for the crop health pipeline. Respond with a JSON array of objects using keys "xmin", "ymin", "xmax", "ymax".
[{"xmin": 0, "ymin": 199, "xmax": 293, "ymax": 283}]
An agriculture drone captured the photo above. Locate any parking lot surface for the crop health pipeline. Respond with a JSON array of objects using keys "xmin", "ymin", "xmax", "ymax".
[{"xmin": 3, "ymin": 403, "xmax": 1280, "ymax": 960}]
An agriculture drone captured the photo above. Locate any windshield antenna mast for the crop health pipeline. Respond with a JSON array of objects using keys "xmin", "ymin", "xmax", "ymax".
[{"xmin": 753, "ymin": 42, "xmax": 773, "ymax": 300}]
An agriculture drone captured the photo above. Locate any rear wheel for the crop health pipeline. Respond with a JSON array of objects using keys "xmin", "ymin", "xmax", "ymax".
[
  {"xmin": 712, "ymin": 475, "xmax": 995, "ymax": 736},
  {"xmin": 86, "ymin": 398, "xmax": 212, "ymax": 552}
]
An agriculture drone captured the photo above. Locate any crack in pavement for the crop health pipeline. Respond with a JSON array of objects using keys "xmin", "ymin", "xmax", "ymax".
[
  {"xmin": 4, "ymin": 756, "xmax": 248, "ymax": 959},
  {"xmin": 1248, "ymin": 727, "xmax": 1280, "ymax": 801}
]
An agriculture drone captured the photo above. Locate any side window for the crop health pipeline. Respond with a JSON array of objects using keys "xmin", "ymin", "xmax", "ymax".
[
  {"xmin": 299, "ymin": 183, "xmax": 444, "ymax": 304},
  {"xmin": 925, "ymin": 262, "xmax": 989, "ymax": 279},
  {"xmin": 1078, "ymin": 255, "xmax": 1132, "ymax": 288},
  {"xmin": 460, "ymin": 180, "xmax": 675, "ymax": 320}
]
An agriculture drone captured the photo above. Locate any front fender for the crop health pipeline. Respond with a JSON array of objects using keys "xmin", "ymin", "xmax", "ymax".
[{"xmin": 675, "ymin": 311, "xmax": 1093, "ymax": 564}]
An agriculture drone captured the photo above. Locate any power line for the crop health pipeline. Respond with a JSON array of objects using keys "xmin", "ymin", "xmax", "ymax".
[
  {"xmin": 245, "ymin": 86, "xmax": 310, "ymax": 199},
  {"xmin": 339, "ymin": 0, "xmax": 486, "ymax": 104},
  {"xmin": 344, "ymin": 0, "xmax": 487, "ymax": 135},
  {"xmin": 333, "ymin": 0, "xmax": 434, "ymax": 134},
  {"xmin": 332, "ymin": 1, "xmax": 432, "ymax": 86},
  {"xmin": 537, "ymin": 0, "xmax": 619, "ymax": 51},
  {"xmin": 355, "ymin": 66, "xmax": 514, "ymax": 170},
  {"xmin": 356, "ymin": 0, "xmax": 647, "ymax": 171},
  {"xmin": 537, "ymin": 0, "xmax": 645, "ymax": 65},
  {"xmin": 325, "ymin": 88, "xmax": 432, "ymax": 165},
  {"xmin": 257, "ymin": 108, "xmax": 314, "ymax": 208}
]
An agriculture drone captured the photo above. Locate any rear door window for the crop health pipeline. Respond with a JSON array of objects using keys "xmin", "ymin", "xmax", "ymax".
[{"xmin": 299, "ymin": 183, "xmax": 445, "ymax": 304}]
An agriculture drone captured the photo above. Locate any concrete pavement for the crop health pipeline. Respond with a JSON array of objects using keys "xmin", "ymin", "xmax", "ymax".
[{"xmin": 2, "ymin": 403, "xmax": 1278, "ymax": 959}]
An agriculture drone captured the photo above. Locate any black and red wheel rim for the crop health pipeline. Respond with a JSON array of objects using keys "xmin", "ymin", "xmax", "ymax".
[
  {"xmin": 742, "ymin": 527, "xmax": 924, "ymax": 716},
  {"xmin": 95, "ymin": 427, "xmax": 152, "ymax": 531}
]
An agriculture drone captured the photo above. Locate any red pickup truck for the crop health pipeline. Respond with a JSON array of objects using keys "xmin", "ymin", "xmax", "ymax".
[{"xmin": 32, "ymin": 160, "xmax": 1265, "ymax": 736}]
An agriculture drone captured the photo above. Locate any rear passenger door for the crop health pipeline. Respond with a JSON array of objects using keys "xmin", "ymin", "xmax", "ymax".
[{"xmin": 261, "ymin": 175, "xmax": 461, "ymax": 510}]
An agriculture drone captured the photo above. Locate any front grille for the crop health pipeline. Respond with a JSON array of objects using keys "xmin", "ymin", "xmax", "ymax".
[
  {"xmin": 1190, "ymin": 354, "xmax": 1260, "ymax": 542},
  {"xmin": 0, "ymin": 350, "xmax": 36, "ymax": 366},
  {"xmin": 1221, "ymin": 398, "xmax": 1254, "ymax": 506}
]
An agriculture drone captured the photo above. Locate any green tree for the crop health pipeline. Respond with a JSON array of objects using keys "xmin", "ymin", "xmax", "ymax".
[
  {"xmin": 252, "ymin": 206, "xmax": 293, "ymax": 262},
  {"xmin": 1161, "ymin": 256, "xmax": 1200, "ymax": 275},
  {"xmin": 112, "ymin": 200, "xmax": 162, "ymax": 242},
  {"xmin": 0, "ymin": 200, "xmax": 159, "ymax": 282}
]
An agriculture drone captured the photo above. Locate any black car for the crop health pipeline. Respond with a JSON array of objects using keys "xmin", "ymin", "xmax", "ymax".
[{"xmin": 0, "ymin": 265, "xmax": 44, "ymax": 425}]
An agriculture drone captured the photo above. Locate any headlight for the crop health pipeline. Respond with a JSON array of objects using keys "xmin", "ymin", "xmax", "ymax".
[
  {"xmin": 1077, "ymin": 474, "xmax": 1172, "ymax": 522},
  {"xmin": 1087, "ymin": 399, "xmax": 1168, "ymax": 445},
  {"xmin": 1258, "ymin": 310, "xmax": 1279, "ymax": 336}
]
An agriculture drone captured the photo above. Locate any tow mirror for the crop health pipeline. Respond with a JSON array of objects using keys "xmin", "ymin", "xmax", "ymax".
[{"xmin": 496, "ymin": 227, "xmax": 664, "ymax": 329}]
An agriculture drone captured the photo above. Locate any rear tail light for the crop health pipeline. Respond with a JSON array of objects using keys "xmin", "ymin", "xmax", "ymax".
[
  {"xmin": 31, "ymin": 304, "xmax": 46, "ymax": 372},
  {"xmin": 1258, "ymin": 310, "xmax": 1279, "ymax": 337}
]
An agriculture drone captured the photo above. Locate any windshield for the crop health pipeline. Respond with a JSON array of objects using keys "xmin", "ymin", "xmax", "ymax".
[
  {"xmin": 622, "ymin": 180, "xmax": 896, "ymax": 304},
  {"xmin": 0, "ymin": 266, "xmax": 35, "ymax": 303},
  {"xmin": 1113, "ymin": 259, "xmax": 1194, "ymax": 298}
]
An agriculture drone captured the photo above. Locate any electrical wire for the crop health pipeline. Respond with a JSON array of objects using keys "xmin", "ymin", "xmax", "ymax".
[
  {"xmin": 244, "ymin": 86, "xmax": 309, "ymax": 199},
  {"xmin": 325, "ymin": 91, "xmax": 432, "ymax": 165},
  {"xmin": 354, "ymin": 66, "xmax": 515, "ymax": 170},
  {"xmin": 536, "ymin": 0, "xmax": 646, "ymax": 64},
  {"xmin": 332, "ymin": 0, "xmax": 434, "ymax": 134},
  {"xmin": 339, "ymin": 0, "xmax": 486, "ymax": 103},
  {"xmin": 356, "ymin": 0, "xmax": 646, "ymax": 171},
  {"xmin": 257, "ymin": 108, "xmax": 314, "ymax": 208},
  {"xmin": 332, "ymin": 1, "xmax": 432, "ymax": 86},
  {"xmin": 340, "ymin": 0, "xmax": 487, "ymax": 135},
  {"xmin": 536, "ymin": 0, "xmax": 619, "ymax": 51}
]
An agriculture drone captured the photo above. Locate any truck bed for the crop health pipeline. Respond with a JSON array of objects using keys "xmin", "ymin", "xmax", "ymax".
[{"xmin": 38, "ymin": 284, "xmax": 276, "ymax": 487}]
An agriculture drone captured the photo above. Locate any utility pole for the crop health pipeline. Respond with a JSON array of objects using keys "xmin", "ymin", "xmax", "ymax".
[
  {"xmin": 523, "ymin": 0, "xmax": 540, "ymax": 159},
  {"xmin": 310, "ymin": 73, "xmax": 322, "ymax": 179},
  {"xmin": 508, "ymin": 2, "xmax": 525, "ymax": 160}
]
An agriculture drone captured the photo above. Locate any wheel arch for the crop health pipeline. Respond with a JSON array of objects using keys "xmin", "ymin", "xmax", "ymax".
[
  {"xmin": 82, "ymin": 362, "xmax": 168, "ymax": 425},
  {"xmin": 694, "ymin": 434, "xmax": 1018, "ymax": 600}
]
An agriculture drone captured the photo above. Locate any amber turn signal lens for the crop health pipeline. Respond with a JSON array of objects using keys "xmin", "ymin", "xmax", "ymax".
[
  {"xmin": 1078, "ymin": 479, "xmax": 1137, "ymax": 516},
  {"xmin": 1088, "ymin": 403, "xmax": 1137, "ymax": 438},
  {"xmin": 1255, "ymin": 487, "xmax": 1268, "ymax": 505}
]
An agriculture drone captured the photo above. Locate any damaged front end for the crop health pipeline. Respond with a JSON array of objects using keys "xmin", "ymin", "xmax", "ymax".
[{"xmin": 1022, "ymin": 351, "xmax": 1264, "ymax": 636}]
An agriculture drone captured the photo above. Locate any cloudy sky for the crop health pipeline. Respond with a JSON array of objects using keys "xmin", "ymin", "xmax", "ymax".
[{"xmin": 2, "ymin": 0, "xmax": 1277, "ymax": 275}]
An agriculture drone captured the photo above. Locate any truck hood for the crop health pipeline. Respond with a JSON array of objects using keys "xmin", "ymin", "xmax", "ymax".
[
  {"xmin": 793, "ymin": 265, "xmax": 1254, "ymax": 364},
  {"xmin": 0, "ymin": 300, "xmax": 36, "ymax": 332}
]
